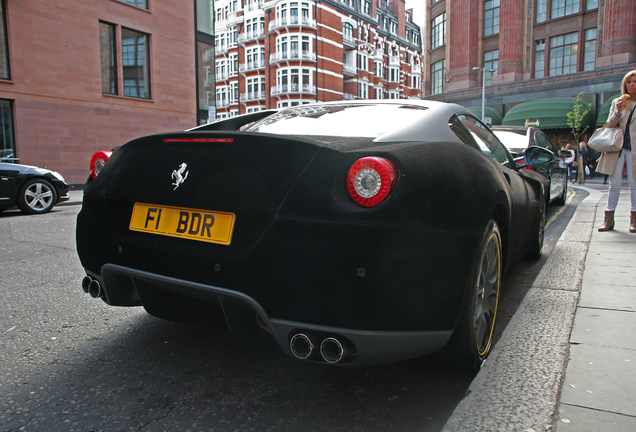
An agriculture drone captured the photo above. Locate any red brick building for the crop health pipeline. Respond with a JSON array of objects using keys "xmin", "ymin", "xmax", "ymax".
[
  {"xmin": 0, "ymin": 0, "xmax": 200, "ymax": 184},
  {"xmin": 0, "ymin": 0, "xmax": 422, "ymax": 185},
  {"xmin": 424, "ymin": 0, "xmax": 636, "ymax": 144},
  {"xmin": 210, "ymin": 0, "xmax": 424, "ymax": 121}
]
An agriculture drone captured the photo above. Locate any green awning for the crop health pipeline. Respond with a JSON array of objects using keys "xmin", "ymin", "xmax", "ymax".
[
  {"xmin": 502, "ymin": 97, "xmax": 595, "ymax": 130},
  {"xmin": 467, "ymin": 106, "xmax": 502, "ymax": 125},
  {"xmin": 596, "ymin": 93, "xmax": 621, "ymax": 127}
]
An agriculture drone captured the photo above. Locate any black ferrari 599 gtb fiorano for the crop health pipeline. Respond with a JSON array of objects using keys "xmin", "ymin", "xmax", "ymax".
[{"xmin": 76, "ymin": 101, "xmax": 554, "ymax": 370}]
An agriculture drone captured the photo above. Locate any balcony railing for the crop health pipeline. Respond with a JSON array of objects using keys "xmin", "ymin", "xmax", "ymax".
[
  {"xmin": 374, "ymin": 48, "xmax": 384, "ymax": 59},
  {"xmin": 238, "ymin": 29, "xmax": 265, "ymax": 43},
  {"xmin": 270, "ymin": 50, "xmax": 317, "ymax": 63},
  {"xmin": 216, "ymin": 72, "xmax": 229, "ymax": 81},
  {"xmin": 271, "ymin": 84, "xmax": 316, "ymax": 95},
  {"xmin": 343, "ymin": 64, "xmax": 356, "ymax": 75},
  {"xmin": 389, "ymin": 56, "xmax": 400, "ymax": 66},
  {"xmin": 241, "ymin": 91, "xmax": 266, "ymax": 101},
  {"xmin": 411, "ymin": 64, "xmax": 422, "ymax": 74},
  {"xmin": 343, "ymin": 93, "xmax": 356, "ymax": 100},
  {"xmin": 343, "ymin": 34, "xmax": 356, "ymax": 47},
  {"xmin": 239, "ymin": 60, "xmax": 266, "ymax": 72},
  {"xmin": 269, "ymin": 16, "xmax": 317, "ymax": 31}
]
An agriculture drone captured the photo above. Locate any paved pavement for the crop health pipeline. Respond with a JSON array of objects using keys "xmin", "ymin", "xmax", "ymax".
[
  {"xmin": 64, "ymin": 180, "xmax": 636, "ymax": 430},
  {"xmin": 443, "ymin": 176, "xmax": 636, "ymax": 431}
]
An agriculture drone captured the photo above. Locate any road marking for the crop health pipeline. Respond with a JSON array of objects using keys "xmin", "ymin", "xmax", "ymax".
[{"xmin": 546, "ymin": 188, "xmax": 574, "ymax": 228}]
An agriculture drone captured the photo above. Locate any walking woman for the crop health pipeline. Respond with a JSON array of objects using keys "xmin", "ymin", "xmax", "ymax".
[{"xmin": 597, "ymin": 70, "xmax": 636, "ymax": 233}]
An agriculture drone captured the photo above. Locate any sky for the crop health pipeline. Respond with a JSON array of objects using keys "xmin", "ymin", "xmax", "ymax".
[{"xmin": 405, "ymin": 0, "xmax": 426, "ymax": 31}]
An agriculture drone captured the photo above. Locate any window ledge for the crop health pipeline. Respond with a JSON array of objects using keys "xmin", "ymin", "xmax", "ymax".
[
  {"xmin": 111, "ymin": 0, "xmax": 151, "ymax": 13},
  {"xmin": 103, "ymin": 93, "xmax": 154, "ymax": 103}
]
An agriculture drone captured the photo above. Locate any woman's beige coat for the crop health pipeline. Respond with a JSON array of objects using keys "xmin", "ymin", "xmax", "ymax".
[{"xmin": 596, "ymin": 98, "xmax": 636, "ymax": 175}]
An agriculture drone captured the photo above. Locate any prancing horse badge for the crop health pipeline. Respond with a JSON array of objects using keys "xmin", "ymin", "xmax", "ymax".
[{"xmin": 171, "ymin": 162, "xmax": 189, "ymax": 190}]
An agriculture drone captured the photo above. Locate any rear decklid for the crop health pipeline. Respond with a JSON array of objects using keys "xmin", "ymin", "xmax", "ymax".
[{"xmin": 77, "ymin": 131, "xmax": 322, "ymax": 276}]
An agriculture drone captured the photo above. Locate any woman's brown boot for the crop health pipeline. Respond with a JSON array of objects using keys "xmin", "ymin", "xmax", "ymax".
[
  {"xmin": 630, "ymin": 211, "xmax": 636, "ymax": 233},
  {"xmin": 598, "ymin": 210, "xmax": 615, "ymax": 232}
]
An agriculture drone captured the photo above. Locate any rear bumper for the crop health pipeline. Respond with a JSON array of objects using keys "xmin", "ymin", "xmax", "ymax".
[{"xmin": 86, "ymin": 264, "xmax": 452, "ymax": 367}]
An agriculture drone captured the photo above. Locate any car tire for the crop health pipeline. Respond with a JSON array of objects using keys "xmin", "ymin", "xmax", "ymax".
[
  {"xmin": 446, "ymin": 219, "xmax": 502, "ymax": 371},
  {"xmin": 553, "ymin": 177, "xmax": 567, "ymax": 206},
  {"xmin": 17, "ymin": 178, "xmax": 58, "ymax": 215},
  {"xmin": 526, "ymin": 200, "xmax": 547, "ymax": 260}
]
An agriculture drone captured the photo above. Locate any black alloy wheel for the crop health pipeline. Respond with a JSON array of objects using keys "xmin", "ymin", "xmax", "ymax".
[
  {"xmin": 446, "ymin": 219, "xmax": 502, "ymax": 371},
  {"xmin": 553, "ymin": 177, "xmax": 567, "ymax": 206},
  {"xmin": 527, "ymin": 200, "xmax": 547, "ymax": 260}
]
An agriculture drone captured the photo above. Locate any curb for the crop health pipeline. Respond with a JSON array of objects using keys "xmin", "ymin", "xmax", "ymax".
[{"xmin": 441, "ymin": 186, "xmax": 605, "ymax": 432}]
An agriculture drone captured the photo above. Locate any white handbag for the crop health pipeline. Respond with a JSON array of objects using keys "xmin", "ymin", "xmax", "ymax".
[{"xmin": 587, "ymin": 126, "xmax": 623, "ymax": 153}]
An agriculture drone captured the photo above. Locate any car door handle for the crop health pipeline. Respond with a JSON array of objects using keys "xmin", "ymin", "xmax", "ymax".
[{"xmin": 503, "ymin": 172, "xmax": 511, "ymax": 184}]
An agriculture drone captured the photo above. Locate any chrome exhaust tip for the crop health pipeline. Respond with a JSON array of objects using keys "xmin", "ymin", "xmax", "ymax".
[
  {"xmin": 88, "ymin": 279, "xmax": 103, "ymax": 299},
  {"xmin": 82, "ymin": 276, "xmax": 92, "ymax": 293},
  {"xmin": 320, "ymin": 337, "xmax": 345, "ymax": 364},
  {"xmin": 290, "ymin": 333, "xmax": 314, "ymax": 359}
]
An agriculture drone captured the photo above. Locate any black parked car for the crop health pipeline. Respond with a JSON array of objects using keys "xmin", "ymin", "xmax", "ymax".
[
  {"xmin": 76, "ymin": 101, "xmax": 554, "ymax": 370},
  {"xmin": 491, "ymin": 125, "xmax": 568, "ymax": 205},
  {"xmin": 0, "ymin": 157, "xmax": 70, "ymax": 214}
]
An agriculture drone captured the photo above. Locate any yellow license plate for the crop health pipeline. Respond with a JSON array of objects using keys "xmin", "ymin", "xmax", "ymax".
[{"xmin": 129, "ymin": 203, "xmax": 235, "ymax": 245}]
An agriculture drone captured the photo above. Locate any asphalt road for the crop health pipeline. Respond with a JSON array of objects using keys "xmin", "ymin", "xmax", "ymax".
[{"xmin": 0, "ymin": 188, "xmax": 586, "ymax": 432}]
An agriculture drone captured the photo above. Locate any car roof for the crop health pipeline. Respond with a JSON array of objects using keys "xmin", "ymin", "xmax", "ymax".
[{"xmin": 245, "ymin": 100, "xmax": 476, "ymax": 143}]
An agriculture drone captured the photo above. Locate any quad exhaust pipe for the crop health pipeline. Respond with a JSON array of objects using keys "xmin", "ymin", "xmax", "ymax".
[
  {"xmin": 82, "ymin": 276, "xmax": 104, "ymax": 299},
  {"xmin": 289, "ymin": 332, "xmax": 354, "ymax": 364}
]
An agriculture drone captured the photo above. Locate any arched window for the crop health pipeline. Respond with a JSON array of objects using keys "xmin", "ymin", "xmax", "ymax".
[{"xmin": 343, "ymin": 22, "xmax": 354, "ymax": 43}]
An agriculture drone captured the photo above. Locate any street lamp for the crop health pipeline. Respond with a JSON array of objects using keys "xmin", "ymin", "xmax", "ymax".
[{"xmin": 472, "ymin": 67, "xmax": 495, "ymax": 124}]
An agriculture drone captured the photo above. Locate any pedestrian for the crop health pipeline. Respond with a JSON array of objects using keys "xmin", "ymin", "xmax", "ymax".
[
  {"xmin": 563, "ymin": 143, "xmax": 576, "ymax": 182},
  {"xmin": 577, "ymin": 141, "xmax": 591, "ymax": 182},
  {"xmin": 596, "ymin": 70, "xmax": 636, "ymax": 233}
]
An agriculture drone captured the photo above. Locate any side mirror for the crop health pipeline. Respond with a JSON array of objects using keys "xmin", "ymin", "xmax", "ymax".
[{"xmin": 524, "ymin": 146, "xmax": 556, "ymax": 167}]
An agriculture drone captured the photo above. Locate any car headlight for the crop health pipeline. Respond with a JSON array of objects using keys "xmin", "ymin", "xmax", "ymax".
[{"xmin": 51, "ymin": 171, "xmax": 66, "ymax": 182}]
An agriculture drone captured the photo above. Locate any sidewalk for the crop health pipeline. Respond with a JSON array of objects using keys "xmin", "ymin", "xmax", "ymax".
[
  {"xmin": 556, "ymin": 179, "xmax": 636, "ymax": 431},
  {"xmin": 443, "ymin": 176, "xmax": 636, "ymax": 431}
]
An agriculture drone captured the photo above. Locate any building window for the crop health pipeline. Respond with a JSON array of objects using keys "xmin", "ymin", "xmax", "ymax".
[
  {"xmin": 389, "ymin": 67, "xmax": 399, "ymax": 82},
  {"xmin": 390, "ymin": 20, "xmax": 398, "ymax": 34},
  {"xmin": 0, "ymin": 99, "xmax": 14, "ymax": 159},
  {"xmin": 363, "ymin": 0, "xmax": 371, "ymax": 14},
  {"xmin": 120, "ymin": 0, "xmax": 148, "ymax": 8},
  {"xmin": 343, "ymin": 22, "xmax": 354, "ymax": 44},
  {"xmin": 432, "ymin": 60, "xmax": 445, "ymax": 95},
  {"xmin": 431, "ymin": 13, "xmax": 446, "ymax": 50},
  {"xmin": 99, "ymin": 22, "xmax": 117, "ymax": 94},
  {"xmin": 197, "ymin": 41, "xmax": 214, "ymax": 110},
  {"xmin": 586, "ymin": 0, "xmax": 598, "ymax": 10},
  {"xmin": 276, "ymin": 67, "xmax": 312, "ymax": 93},
  {"xmin": 484, "ymin": 0, "xmax": 500, "ymax": 37},
  {"xmin": 121, "ymin": 28, "xmax": 150, "ymax": 99},
  {"xmin": 484, "ymin": 50, "xmax": 498, "ymax": 85},
  {"xmin": 0, "ymin": 0, "xmax": 9, "ymax": 80},
  {"xmin": 411, "ymin": 74, "xmax": 421, "ymax": 90},
  {"xmin": 358, "ymin": 82, "xmax": 368, "ymax": 99},
  {"xmin": 552, "ymin": 0, "xmax": 580, "ymax": 19},
  {"xmin": 549, "ymin": 32, "xmax": 577, "ymax": 76},
  {"xmin": 536, "ymin": 0, "xmax": 547, "ymax": 23},
  {"xmin": 358, "ymin": 52, "xmax": 368, "ymax": 71},
  {"xmin": 230, "ymin": 81, "xmax": 239, "ymax": 103},
  {"xmin": 197, "ymin": 0, "xmax": 214, "ymax": 36},
  {"xmin": 534, "ymin": 40, "xmax": 545, "ymax": 78},
  {"xmin": 583, "ymin": 28, "xmax": 596, "ymax": 71},
  {"xmin": 374, "ymin": 87, "xmax": 383, "ymax": 99}
]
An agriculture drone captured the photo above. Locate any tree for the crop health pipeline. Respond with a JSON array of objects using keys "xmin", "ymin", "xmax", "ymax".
[{"xmin": 566, "ymin": 92, "xmax": 593, "ymax": 145}]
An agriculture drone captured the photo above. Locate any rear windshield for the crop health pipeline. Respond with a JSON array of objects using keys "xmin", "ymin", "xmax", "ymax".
[{"xmin": 242, "ymin": 104, "xmax": 428, "ymax": 138}]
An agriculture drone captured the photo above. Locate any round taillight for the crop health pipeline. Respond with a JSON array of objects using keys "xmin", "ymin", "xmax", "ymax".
[
  {"xmin": 90, "ymin": 151, "xmax": 112, "ymax": 179},
  {"xmin": 346, "ymin": 157, "xmax": 397, "ymax": 207}
]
